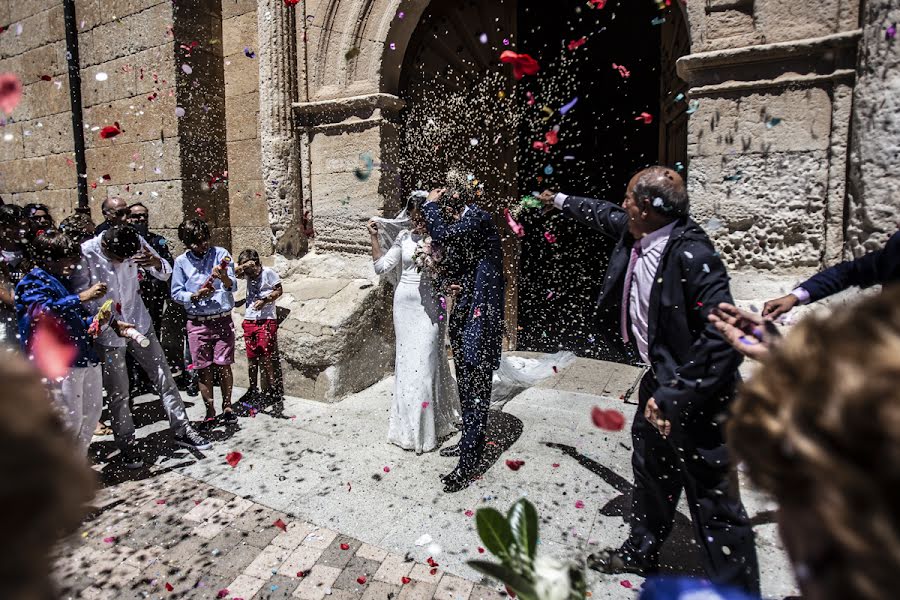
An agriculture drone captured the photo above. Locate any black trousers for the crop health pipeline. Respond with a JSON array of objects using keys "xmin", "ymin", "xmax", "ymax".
[
  {"xmin": 627, "ymin": 372, "xmax": 760, "ymax": 595},
  {"xmin": 454, "ymin": 359, "xmax": 492, "ymax": 473}
]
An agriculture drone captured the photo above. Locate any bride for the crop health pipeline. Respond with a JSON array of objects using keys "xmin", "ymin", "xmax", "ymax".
[{"xmin": 368, "ymin": 194, "xmax": 460, "ymax": 454}]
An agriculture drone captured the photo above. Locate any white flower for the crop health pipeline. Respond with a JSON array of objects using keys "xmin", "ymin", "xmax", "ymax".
[{"xmin": 532, "ymin": 555, "xmax": 571, "ymax": 600}]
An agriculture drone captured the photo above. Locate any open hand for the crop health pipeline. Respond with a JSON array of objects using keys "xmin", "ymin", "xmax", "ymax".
[
  {"xmin": 192, "ymin": 286, "xmax": 215, "ymax": 301},
  {"xmin": 644, "ymin": 398, "xmax": 671, "ymax": 437},
  {"xmin": 762, "ymin": 294, "xmax": 799, "ymax": 319},
  {"xmin": 709, "ymin": 302, "xmax": 780, "ymax": 360},
  {"xmin": 252, "ymin": 299, "xmax": 266, "ymax": 310},
  {"xmin": 366, "ymin": 220, "xmax": 378, "ymax": 236}
]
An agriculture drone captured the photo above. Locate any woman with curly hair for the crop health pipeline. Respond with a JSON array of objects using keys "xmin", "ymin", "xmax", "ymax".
[{"xmin": 726, "ymin": 285, "xmax": 900, "ymax": 600}]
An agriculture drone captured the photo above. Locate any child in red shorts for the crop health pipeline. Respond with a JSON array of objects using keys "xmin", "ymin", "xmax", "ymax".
[{"xmin": 235, "ymin": 249, "xmax": 282, "ymax": 405}]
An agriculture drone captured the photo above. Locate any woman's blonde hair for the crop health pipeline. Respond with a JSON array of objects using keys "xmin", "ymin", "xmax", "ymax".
[{"xmin": 729, "ymin": 285, "xmax": 900, "ymax": 599}]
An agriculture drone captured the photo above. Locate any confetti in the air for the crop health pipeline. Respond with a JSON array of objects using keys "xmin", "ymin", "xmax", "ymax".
[
  {"xmin": 499, "ymin": 51, "xmax": 540, "ymax": 80},
  {"xmin": 591, "ymin": 407, "xmax": 626, "ymax": 431},
  {"xmin": 0, "ymin": 73, "xmax": 23, "ymax": 115}
]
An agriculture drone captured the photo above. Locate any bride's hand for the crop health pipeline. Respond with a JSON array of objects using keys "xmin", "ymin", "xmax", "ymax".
[
  {"xmin": 366, "ymin": 220, "xmax": 378, "ymax": 236},
  {"xmin": 426, "ymin": 188, "xmax": 446, "ymax": 204}
]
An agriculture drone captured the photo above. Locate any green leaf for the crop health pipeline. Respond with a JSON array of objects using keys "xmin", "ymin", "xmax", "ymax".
[
  {"xmin": 467, "ymin": 560, "xmax": 538, "ymax": 600},
  {"xmin": 507, "ymin": 499, "xmax": 539, "ymax": 560},
  {"xmin": 476, "ymin": 508, "xmax": 515, "ymax": 559}
]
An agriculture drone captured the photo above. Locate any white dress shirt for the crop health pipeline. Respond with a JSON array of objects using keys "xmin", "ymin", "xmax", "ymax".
[
  {"xmin": 71, "ymin": 235, "xmax": 172, "ymax": 348},
  {"xmin": 628, "ymin": 222, "xmax": 677, "ymax": 363}
]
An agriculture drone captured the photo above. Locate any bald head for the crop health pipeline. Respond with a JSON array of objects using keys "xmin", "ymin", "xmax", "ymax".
[
  {"xmin": 632, "ymin": 166, "xmax": 688, "ymax": 219},
  {"xmin": 101, "ymin": 197, "xmax": 128, "ymax": 226}
]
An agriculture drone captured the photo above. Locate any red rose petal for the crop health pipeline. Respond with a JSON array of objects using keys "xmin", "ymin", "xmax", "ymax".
[
  {"xmin": 225, "ymin": 451, "xmax": 243, "ymax": 468},
  {"xmin": 340, "ymin": 543, "xmax": 350, "ymax": 550},
  {"xmin": 99, "ymin": 124, "xmax": 121, "ymax": 139},
  {"xmin": 634, "ymin": 112, "xmax": 653, "ymax": 125},
  {"xmin": 543, "ymin": 232, "xmax": 557, "ymax": 244},
  {"xmin": 401, "ymin": 577, "xmax": 411, "ymax": 584},
  {"xmin": 429, "ymin": 567, "xmax": 438, "ymax": 576},
  {"xmin": 40, "ymin": 74, "xmax": 53, "ymax": 81},
  {"xmin": 383, "ymin": 466, "xmax": 390, "ymax": 473},
  {"xmin": 165, "ymin": 582, "xmax": 174, "ymax": 591},
  {"xmin": 285, "ymin": 0, "xmax": 301, "ymax": 4},
  {"xmin": 357, "ymin": 576, "xmax": 367, "ymax": 585},
  {"xmin": 552, "ymin": 463, "xmax": 560, "ymax": 468},
  {"xmin": 575, "ymin": 500, "xmax": 585, "ymax": 509},
  {"xmin": 103, "ymin": 536, "xmax": 117, "ymax": 543},
  {"xmin": 499, "ymin": 51, "xmax": 540, "ymax": 80},
  {"xmin": 567, "ymin": 37, "xmax": 587, "ymax": 51},
  {"xmin": 156, "ymin": 499, "xmax": 166, "ymax": 504},
  {"xmin": 29, "ymin": 312, "xmax": 78, "ymax": 380},
  {"xmin": 591, "ymin": 407, "xmax": 626, "ymax": 431},
  {"xmin": 427, "ymin": 557, "xmax": 439, "ymax": 568},
  {"xmin": 477, "ymin": 547, "xmax": 485, "ymax": 554},
  {"xmin": 216, "ymin": 590, "xmax": 229, "ymax": 599},
  {"xmin": 620, "ymin": 579, "xmax": 632, "ymax": 588},
  {"xmin": 505, "ymin": 459, "xmax": 525, "ymax": 471},
  {"xmin": 464, "ymin": 510, "xmax": 474, "ymax": 517},
  {"xmin": 273, "ymin": 518, "xmax": 287, "ymax": 531}
]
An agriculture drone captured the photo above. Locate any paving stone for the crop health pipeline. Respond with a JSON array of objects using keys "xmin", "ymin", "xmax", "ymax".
[
  {"xmin": 232, "ymin": 507, "xmax": 283, "ymax": 532},
  {"xmin": 408, "ymin": 563, "xmax": 442, "ymax": 585},
  {"xmin": 332, "ymin": 556, "xmax": 381, "ymax": 591},
  {"xmin": 291, "ymin": 564, "xmax": 342, "ymax": 600},
  {"xmin": 396, "ymin": 581, "xmax": 438, "ymax": 600},
  {"xmin": 301, "ymin": 527, "xmax": 338, "ymax": 550},
  {"xmin": 221, "ymin": 496, "xmax": 257, "ymax": 518},
  {"xmin": 361, "ymin": 580, "xmax": 402, "ymax": 600},
  {"xmin": 219, "ymin": 542, "xmax": 268, "ymax": 582},
  {"xmin": 253, "ymin": 573, "xmax": 303, "ymax": 599},
  {"xmin": 244, "ymin": 544, "xmax": 290, "ymax": 579},
  {"xmin": 434, "ymin": 575, "xmax": 474, "ymax": 600},
  {"xmin": 240, "ymin": 523, "xmax": 283, "ymax": 550},
  {"xmin": 272, "ymin": 520, "xmax": 316, "ymax": 550},
  {"xmin": 192, "ymin": 519, "xmax": 226, "ymax": 539},
  {"xmin": 356, "ymin": 544, "xmax": 388, "ymax": 562},
  {"xmin": 226, "ymin": 573, "xmax": 268, "ymax": 599},
  {"xmin": 468, "ymin": 585, "xmax": 505, "ymax": 600},
  {"xmin": 278, "ymin": 545, "xmax": 324, "ymax": 577},
  {"xmin": 317, "ymin": 535, "xmax": 362, "ymax": 570},
  {"xmin": 207, "ymin": 527, "xmax": 252, "ymax": 555},
  {"xmin": 183, "ymin": 497, "xmax": 227, "ymax": 523},
  {"xmin": 372, "ymin": 553, "xmax": 413, "ymax": 584}
]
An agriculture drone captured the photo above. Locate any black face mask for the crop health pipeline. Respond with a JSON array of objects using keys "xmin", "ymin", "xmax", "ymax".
[{"xmin": 131, "ymin": 223, "xmax": 149, "ymax": 237}]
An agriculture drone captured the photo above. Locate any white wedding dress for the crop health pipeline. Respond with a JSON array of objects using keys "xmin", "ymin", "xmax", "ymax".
[{"xmin": 374, "ymin": 229, "xmax": 460, "ymax": 453}]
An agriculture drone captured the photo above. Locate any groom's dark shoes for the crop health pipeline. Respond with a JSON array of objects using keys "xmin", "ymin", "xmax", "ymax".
[
  {"xmin": 439, "ymin": 443, "xmax": 460, "ymax": 457},
  {"xmin": 587, "ymin": 545, "xmax": 659, "ymax": 576},
  {"xmin": 441, "ymin": 468, "xmax": 474, "ymax": 493}
]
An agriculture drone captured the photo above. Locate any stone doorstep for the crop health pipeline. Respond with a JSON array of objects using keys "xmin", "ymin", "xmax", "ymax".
[{"xmin": 56, "ymin": 472, "xmax": 498, "ymax": 600}]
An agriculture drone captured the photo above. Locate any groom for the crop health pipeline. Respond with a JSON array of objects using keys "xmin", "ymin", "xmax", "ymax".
[{"xmin": 422, "ymin": 186, "xmax": 505, "ymax": 492}]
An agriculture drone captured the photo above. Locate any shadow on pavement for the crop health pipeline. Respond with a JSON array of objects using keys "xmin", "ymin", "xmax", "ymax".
[{"xmin": 544, "ymin": 441, "xmax": 703, "ymax": 577}]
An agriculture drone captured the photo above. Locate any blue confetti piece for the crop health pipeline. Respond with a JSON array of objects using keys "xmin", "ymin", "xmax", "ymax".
[
  {"xmin": 651, "ymin": 16, "xmax": 666, "ymax": 26},
  {"xmin": 559, "ymin": 97, "xmax": 578, "ymax": 115},
  {"xmin": 686, "ymin": 99, "xmax": 700, "ymax": 114},
  {"xmin": 544, "ymin": 165, "xmax": 554, "ymax": 175},
  {"xmin": 766, "ymin": 117, "xmax": 782, "ymax": 128},
  {"xmin": 674, "ymin": 93, "xmax": 685, "ymax": 102}
]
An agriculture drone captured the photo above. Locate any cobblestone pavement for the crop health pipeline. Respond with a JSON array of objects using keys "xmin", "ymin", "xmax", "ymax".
[{"xmin": 55, "ymin": 471, "xmax": 501, "ymax": 600}]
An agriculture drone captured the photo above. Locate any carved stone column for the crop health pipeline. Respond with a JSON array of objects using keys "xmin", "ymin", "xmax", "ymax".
[{"xmin": 257, "ymin": 0, "xmax": 307, "ymax": 256}]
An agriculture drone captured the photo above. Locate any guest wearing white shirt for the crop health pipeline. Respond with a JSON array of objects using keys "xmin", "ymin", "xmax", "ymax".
[
  {"xmin": 71, "ymin": 225, "xmax": 211, "ymax": 470},
  {"xmin": 538, "ymin": 166, "xmax": 759, "ymax": 595}
]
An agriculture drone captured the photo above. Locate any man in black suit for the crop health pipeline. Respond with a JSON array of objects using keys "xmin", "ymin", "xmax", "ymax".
[
  {"xmin": 539, "ymin": 166, "xmax": 760, "ymax": 595},
  {"xmin": 422, "ymin": 186, "xmax": 505, "ymax": 493},
  {"xmin": 763, "ymin": 229, "xmax": 900, "ymax": 318}
]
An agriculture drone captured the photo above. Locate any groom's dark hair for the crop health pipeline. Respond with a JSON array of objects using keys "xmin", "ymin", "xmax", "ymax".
[{"xmin": 442, "ymin": 187, "xmax": 472, "ymax": 214}]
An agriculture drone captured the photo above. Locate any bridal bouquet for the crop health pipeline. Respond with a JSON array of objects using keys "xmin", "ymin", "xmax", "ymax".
[
  {"xmin": 412, "ymin": 236, "xmax": 455, "ymax": 311},
  {"xmin": 469, "ymin": 499, "xmax": 586, "ymax": 600},
  {"xmin": 412, "ymin": 235, "xmax": 440, "ymax": 273}
]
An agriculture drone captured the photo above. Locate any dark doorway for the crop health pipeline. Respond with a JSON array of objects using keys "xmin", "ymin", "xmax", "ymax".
[{"xmin": 393, "ymin": 0, "xmax": 689, "ymax": 361}]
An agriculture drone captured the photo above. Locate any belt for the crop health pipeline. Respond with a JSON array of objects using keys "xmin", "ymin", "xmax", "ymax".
[{"xmin": 188, "ymin": 311, "xmax": 231, "ymax": 323}]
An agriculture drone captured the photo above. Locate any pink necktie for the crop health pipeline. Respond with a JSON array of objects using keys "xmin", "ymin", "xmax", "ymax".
[{"xmin": 621, "ymin": 245, "xmax": 641, "ymax": 342}]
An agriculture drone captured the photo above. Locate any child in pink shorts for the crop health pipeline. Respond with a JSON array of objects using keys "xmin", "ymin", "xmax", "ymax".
[
  {"xmin": 170, "ymin": 218, "xmax": 238, "ymax": 422},
  {"xmin": 235, "ymin": 249, "xmax": 283, "ymax": 405}
]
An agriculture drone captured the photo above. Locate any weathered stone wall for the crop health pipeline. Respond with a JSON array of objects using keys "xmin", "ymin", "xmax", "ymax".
[
  {"xmin": 0, "ymin": 1, "xmax": 233, "ymax": 248},
  {"xmin": 222, "ymin": 0, "xmax": 270, "ymax": 255},
  {"xmin": 846, "ymin": 0, "xmax": 900, "ymax": 256},
  {"xmin": 0, "ymin": 1, "xmax": 77, "ymax": 219}
]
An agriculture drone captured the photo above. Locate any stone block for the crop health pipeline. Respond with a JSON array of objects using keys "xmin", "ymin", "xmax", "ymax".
[
  {"xmin": 84, "ymin": 91, "xmax": 178, "ymax": 149},
  {"xmin": 99, "ymin": 0, "xmax": 166, "ymax": 23},
  {"xmin": 688, "ymin": 88, "xmax": 833, "ymax": 158},
  {"xmin": 229, "ymin": 180, "xmax": 268, "ymax": 226},
  {"xmin": 20, "ymin": 112, "xmax": 74, "ymax": 158},
  {"xmin": 17, "ymin": 79, "xmax": 71, "ymax": 121},
  {"xmin": 82, "ymin": 42, "xmax": 177, "ymax": 107},
  {"xmin": 9, "ymin": 0, "xmax": 58, "ymax": 23},
  {"xmin": 227, "ymin": 138, "xmax": 263, "ymax": 182},
  {"xmin": 103, "ymin": 179, "xmax": 184, "ymax": 228},
  {"xmin": 688, "ymin": 150, "xmax": 829, "ymax": 271},
  {"xmin": 225, "ymin": 91, "xmax": 260, "ymax": 141},
  {"xmin": 19, "ymin": 41, "xmax": 66, "ymax": 85},
  {"xmin": 75, "ymin": 0, "xmax": 103, "ymax": 31},
  {"xmin": 754, "ymin": 0, "xmax": 849, "ymax": 44},
  {"xmin": 223, "ymin": 11, "xmax": 258, "ymax": 58},
  {"xmin": 231, "ymin": 226, "xmax": 274, "ymax": 256},
  {"xmin": 0, "ymin": 123, "xmax": 26, "ymax": 162},
  {"xmin": 225, "ymin": 51, "xmax": 260, "ymax": 98},
  {"xmin": 0, "ymin": 156, "xmax": 47, "ymax": 193},
  {"xmin": 222, "ymin": 0, "xmax": 257, "ymax": 19},
  {"xmin": 2, "ymin": 4, "xmax": 66, "ymax": 57},
  {"xmin": 291, "ymin": 565, "xmax": 342, "ymax": 600},
  {"xmin": 226, "ymin": 573, "xmax": 269, "ymax": 600},
  {"xmin": 45, "ymin": 152, "xmax": 79, "ymax": 190},
  {"xmin": 83, "ymin": 3, "xmax": 172, "ymax": 67}
]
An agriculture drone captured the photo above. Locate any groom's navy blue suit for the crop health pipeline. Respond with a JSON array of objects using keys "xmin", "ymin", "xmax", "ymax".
[{"xmin": 422, "ymin": 202, "xmax": 505, "ymax": 475}]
